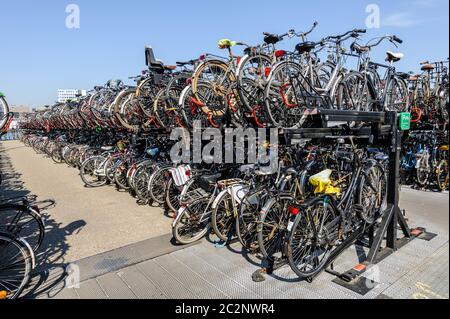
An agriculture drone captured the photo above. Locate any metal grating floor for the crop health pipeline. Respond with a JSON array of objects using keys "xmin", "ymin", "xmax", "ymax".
[
  {"xmin": 34, "ymin": 188, "xmax": 449, "ymax": 300},
  {"xmin": 37, "ymin": 234, "xmax": 448, "ymax": 299}
]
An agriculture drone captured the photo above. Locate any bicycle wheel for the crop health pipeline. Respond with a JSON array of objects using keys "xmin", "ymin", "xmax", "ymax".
[
  {"xmin": 191, "ymin": 59, "xmax": 234, "ymax": 117},
  {"xmin": 236, "ymin": 188, "xmax": 269, "ymax": 252},
  {"xmin": 172, "ymin": 198, "xmax": 211, "ymax": 245},
  {"xmin": 80, "ymin": 156, "xmax": 108, "ymax": 187},
  {"xmin": 0, "ymin": 232, "xmax": 33, "ymax": 299},
  {"xmin": 134, "ymin": 165, "xmax": 153, "ymax": 202},
  {"xmin": 286, "ymin": 198, "xmax": 337, "ymax": 278},
  {"xmin": 153, "ymin": 88, "xmax": 180, "ymax": 128},
  {"xmin": 0, "ymin": 204, "xmax": 45, "ymax": 252},
  {"xmin": 257, "ymin": 195, "xmax": 293, "ymax": 261},
  {"xmin": 50, "ymin": 145, "xmax": 64, "ymax": 164},
  {"xmin": 112, "ymin": 88, "xmax": 138, "ymax": 130},
  {"xmin": 211, "ymin": 191, "xmax": 235, "ymax": 242},
  {"xmin": 237, "ymin": 53, "xmax": 272, "ymax": 112},
  {"xmin": 165, "ymin": 178, "xmax": 183, "ymax": 214},
  {"xmin": 264, "ymin": 61, "xmax": 304, "ymax": 127},
  {"xmin": 416, "ymin": 154, "xmax": 431, "ymax": 187},
  {"xmin": 336, "ymin": 71, "xmax": 372, "ymax": 111},
  {"xmin": 178, "ymin": 84, "xmax": 204, "ymax": 128},
  {"xmin": 0, "ymin": 95, "xmax": 10, "ymax": 130},
  {"xmin": 148, "ymin": 166, "xmax": 171, "ymax": 205},
  {"xmin": 438, "ymin": 87, "xmax": 449, "ymax": 124},
  {"xmin": 114, "ymin": 164, "xmax": 130, "ymax": 190},
  {"xmin": 385, "ymin": 76, "xmax": 409, "ymax": 112},
  {"xmin": 135, "ymin": 78, "xmax": 160, "ymax": 118},
  {"xmin": 437, "ymin": 160, "xmax": 449, "ymax": 192},
  {"xmin": 356, "ymin": 162, "xmax": 387, "ymax": 223}
]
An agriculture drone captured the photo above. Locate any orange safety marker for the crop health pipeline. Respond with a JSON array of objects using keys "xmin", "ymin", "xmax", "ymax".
[
  {"xmin": 353, "ymin": 264, "xmax": 367, "ymax": 272},
  {"xmin": 411, "ymin": 228, "xmax": 423, "ymax": 236}
]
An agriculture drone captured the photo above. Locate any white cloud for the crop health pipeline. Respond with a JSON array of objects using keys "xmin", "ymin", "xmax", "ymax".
[{"xmin": 382, "ymin": 12, "xmax": 422, "ymax": 28}]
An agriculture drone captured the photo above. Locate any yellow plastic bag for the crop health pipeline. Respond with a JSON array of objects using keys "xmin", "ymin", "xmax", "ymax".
[
  {"xmin": 309, "ymin": 169, "xmax": 341, "ymax": 195},
  {"xmin": 218, "ymin": 39, "xmax": 237, "ymax": 49}
]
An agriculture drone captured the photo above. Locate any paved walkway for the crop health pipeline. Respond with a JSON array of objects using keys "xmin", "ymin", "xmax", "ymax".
[
  {"xmin": 0, "ymin": 141, "xmax": 172, "ymax": 263},
  {"xmin": 39, "ymin": 188, "xmax": 449, "ymax": 299},
  {"xmin": 1, "ymin": 140, "xmax": 449, "ymax": 299}
]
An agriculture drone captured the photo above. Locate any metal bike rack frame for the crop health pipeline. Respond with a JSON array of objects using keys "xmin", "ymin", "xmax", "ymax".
[{"xmin": 252, "ymin": 110, "xmax": 427, "ymax": 287}]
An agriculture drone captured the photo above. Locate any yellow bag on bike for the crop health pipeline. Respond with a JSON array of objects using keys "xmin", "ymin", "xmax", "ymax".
[
  {"xmin": 218, "ymin": 39, "xmax": 237, "ymax": 49},
  {"xmin": 309, "ymin": 169, "xmax": 341, "ymax": 196}
]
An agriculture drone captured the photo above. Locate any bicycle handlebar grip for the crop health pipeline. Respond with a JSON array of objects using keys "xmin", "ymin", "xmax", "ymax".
[
  {"xmin": 393, "ymin": 35, "xmax": 403, "ymax": 44},
  {"xmin": 355, "ymin": 29, "xmax": 367, "ymax": 33}
]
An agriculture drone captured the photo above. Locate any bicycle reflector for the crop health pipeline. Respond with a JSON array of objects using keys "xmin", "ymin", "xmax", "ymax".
[
  {"xmin": 185, "ymin": 170, "xmax": 191, "ymax": 178},
  {"xmin": 199, "ymin": 54, "xmax": 206, "ymax": 60},
  {"xmin": 288, "ymin": 206, "xmax": 300, "ymax": 215},
  {"xmin": 275, "ymin": 50, "xmax": 286, "ymax": 58},
  {"xmin": 0, "ymin": 290, "xmax": 7, "ymax": 299}
]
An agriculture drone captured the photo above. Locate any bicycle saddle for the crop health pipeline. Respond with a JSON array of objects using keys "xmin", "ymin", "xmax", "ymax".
[
  {"xmin": 386, "ymin": 51, "xmax": 404, "ymax": 63},
  {"xmin": 263, "ymin": 33, "xmax": 281, "ymax": 45},
  {"xmin": 296, "ymin": 42, "xmax": 317, "ymax": 54},
  {"xmin": 421, "ymin": 63, "xmax": 435, "ymax": 71},
  {"xmin": 198, "ymin": 174, "xmax": 222, "ymax": 191}
]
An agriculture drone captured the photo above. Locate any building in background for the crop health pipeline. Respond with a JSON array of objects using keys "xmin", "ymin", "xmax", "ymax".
[
  {"xmin": 57, "ymin": 89, "xmax": 87, "ymax": 103},
  {"xmin": 9, "ymin": 105, "xmax": 29, "ymax": 118}
]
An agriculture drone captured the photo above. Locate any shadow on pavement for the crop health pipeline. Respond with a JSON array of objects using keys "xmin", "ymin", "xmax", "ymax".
[{"xmin": 1, "ymin": 145, "xmax": 87, "ymax": 299}]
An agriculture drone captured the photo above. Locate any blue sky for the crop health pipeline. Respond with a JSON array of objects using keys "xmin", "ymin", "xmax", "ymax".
[{"xmin": 0, "ymin": 0, "xmax": 448, "ymax": 108}]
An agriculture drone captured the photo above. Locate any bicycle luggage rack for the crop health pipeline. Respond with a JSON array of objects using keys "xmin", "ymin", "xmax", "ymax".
[{"xmin": 252, "ymin": 110, "xmax": 432, "ymax": 295}]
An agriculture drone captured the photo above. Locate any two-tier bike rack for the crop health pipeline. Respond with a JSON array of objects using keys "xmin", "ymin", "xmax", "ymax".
[{"xmin": 251, "ymin": 109, "xmax": 432, "ymax": 294}]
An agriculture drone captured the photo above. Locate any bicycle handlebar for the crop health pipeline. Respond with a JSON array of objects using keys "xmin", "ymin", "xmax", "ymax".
[
  {"xmin": 392, "ymin": 35, "xmax": 403, "ymax": 44},
  {"xmin": 365, "ymin": 35, "xmax": 403, "ymax": 49},
  {"xmin": 295, "ymin": 22, "xmax": 318, "ymax": 39},
  {"xmin": 325, "ymin": 28, "xmax": 366, "ymax": 42}
]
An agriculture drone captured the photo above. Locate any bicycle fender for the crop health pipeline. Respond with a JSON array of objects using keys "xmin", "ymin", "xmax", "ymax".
[
  {"xmin": 211, "ymin": 189, "xmax": 229, "ymax": 210},
  {"xmin": 18, "ymin": 237, "xmax": 36, "ymax": 269},
  {"xmin": 172, "ymin": 207, "xmax": 187, "ymax": 227}
]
